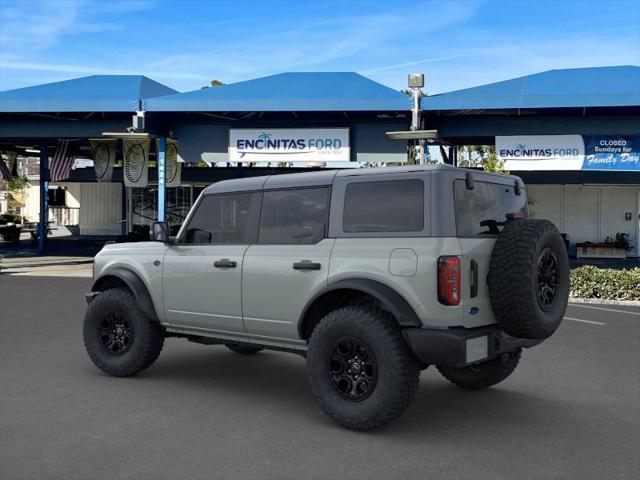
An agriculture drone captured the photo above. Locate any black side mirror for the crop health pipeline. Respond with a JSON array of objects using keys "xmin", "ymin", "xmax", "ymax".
[{"xmin": 151, "ymin": 221, "xmax": 170, "ymax": 243}]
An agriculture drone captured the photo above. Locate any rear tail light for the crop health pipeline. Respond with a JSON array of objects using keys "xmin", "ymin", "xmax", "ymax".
[{"xmin": 438, "ymin": 256, "xmax": 461, "ymax": 306}]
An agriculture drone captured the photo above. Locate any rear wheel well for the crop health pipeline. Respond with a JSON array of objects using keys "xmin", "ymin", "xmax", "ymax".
[{"xmin": 299, "ymin": 289, "xmax": 383, "ymax": 340}]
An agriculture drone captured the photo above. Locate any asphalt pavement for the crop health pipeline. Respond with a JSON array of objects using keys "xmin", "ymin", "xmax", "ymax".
[{"xmin": 1, "ymin": 275, "xmax": 638, "ymax": 480}]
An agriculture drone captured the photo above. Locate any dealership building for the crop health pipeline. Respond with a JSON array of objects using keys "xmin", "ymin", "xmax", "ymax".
[{"xmin": 0, "ymin": 66, "xmax": 638, "ymax": 257}]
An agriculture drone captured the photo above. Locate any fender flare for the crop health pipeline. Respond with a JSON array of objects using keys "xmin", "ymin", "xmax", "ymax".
[
  {"xmin": 298, "ymin": 278, "xmax": 422, "ymax": 338},
  {"xmin": 92, "ymin": 268, "xmax": 158, "ymax": 321}
]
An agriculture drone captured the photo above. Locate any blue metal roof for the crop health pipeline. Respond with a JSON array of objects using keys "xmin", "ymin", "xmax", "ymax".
[
  {"xmin": 145, "ymin": 72, "xmax": 411, "ymax": 112},
  {"xmin": 422, "ymin": 66, "xmax": 640, "ymax": 111},
  {"xmin": 0, "ymin": 75, "xmax": 178, "ymax": 113}
]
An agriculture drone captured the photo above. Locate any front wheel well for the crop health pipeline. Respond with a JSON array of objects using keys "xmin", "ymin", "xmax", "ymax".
[
  {"xmin": 92, "ymin": 275, "xmax": 130, "ymax": 293},
  {"xmin": 91, "ymin": 270, "xmax": 158, "ymax": 322}
]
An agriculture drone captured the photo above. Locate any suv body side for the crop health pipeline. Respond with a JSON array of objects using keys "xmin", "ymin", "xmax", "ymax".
[{"xmin": 91, "ymin": 165, "xmax": 527, "ymax": 349}]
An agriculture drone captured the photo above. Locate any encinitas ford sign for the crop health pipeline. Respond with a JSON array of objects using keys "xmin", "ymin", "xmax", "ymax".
[
  {"xmin": 497, "ymin": 135, "xmax": 585, "ymax": 170},
  {"xmin": 229, "ymin": 128, "xmax": 350, "ymax": 162},
  {"xmin": 497, "ymin": 135, "xmax": 640, "ymax": 171}
]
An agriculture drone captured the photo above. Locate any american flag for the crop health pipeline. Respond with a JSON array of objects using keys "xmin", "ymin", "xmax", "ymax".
[
  {"xmin": 0, "ymin": 157, "xmax": 12, "ymax": 181},
  {"xmin": 49, "ymin": 140, "xmax": 78, "ymax": 182}
]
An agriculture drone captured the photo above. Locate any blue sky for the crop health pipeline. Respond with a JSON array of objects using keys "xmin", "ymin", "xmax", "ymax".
[{"xmin": 0, "ymin": 0, "xmax": 638, "ymax": 94}]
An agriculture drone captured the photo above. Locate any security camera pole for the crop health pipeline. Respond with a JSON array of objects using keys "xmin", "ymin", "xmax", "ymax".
[{"xmin": 408, "ymin": 73, "xmax": 425, "ymax": 164}]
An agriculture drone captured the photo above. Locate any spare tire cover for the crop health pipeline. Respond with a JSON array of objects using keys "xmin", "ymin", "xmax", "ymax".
[{"xmin": 488, "ymin": 219, "xmax": 569, "ymax": 340}]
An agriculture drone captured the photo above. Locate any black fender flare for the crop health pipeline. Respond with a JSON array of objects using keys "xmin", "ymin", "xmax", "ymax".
[
  {"xmin": 298, "ymin": 278, "xmax": 422, "ymax": 338},
  {"xmin": 92, "ymin": 268, "xmax": 159, "ymax": 321}
]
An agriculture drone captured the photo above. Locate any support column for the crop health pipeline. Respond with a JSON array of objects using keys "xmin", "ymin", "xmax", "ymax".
[
  {"xmin": 38, "ymin": 145, "xmax": 48, "ymax": 254},
  {"xmin": 121, "ymin": 182, "xmax": 127, "ymax": 235},
  {"xmin": 157, "ymin": 137, "xmax": 166, "ymax": 222}
]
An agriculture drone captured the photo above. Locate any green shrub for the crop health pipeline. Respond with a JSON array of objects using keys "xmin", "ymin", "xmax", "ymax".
[{"xmin": 570, "ymin": 265, "xmax": 640, "ymax": 301}]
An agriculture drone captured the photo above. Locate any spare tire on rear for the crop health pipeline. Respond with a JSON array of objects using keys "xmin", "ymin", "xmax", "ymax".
[{"xmin": 488, "ymin": 219, "xmax": 569, "ymax": 340}]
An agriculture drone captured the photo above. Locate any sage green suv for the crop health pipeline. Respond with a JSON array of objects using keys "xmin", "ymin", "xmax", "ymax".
[{"xmin": 84, "ymin": 165, "xmax": 569, "ymax": 431}]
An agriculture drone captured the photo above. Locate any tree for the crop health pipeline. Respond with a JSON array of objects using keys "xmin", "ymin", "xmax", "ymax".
[
  {"xmin": 201, "ymin": 79, "xmax": 225, "ymax": 89},
  {"xmin": 4, "ymin": 175, "xmax": 30, "ymax": 214},
  {"xmin": 457, "ymin": 145, "xmax": 509, "ymax": 174}
]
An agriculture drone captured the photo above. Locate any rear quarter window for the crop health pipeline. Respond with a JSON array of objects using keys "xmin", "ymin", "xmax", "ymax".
[
  {"xmin": 343, "ymin": 179, "xmax": 424, "ymax": 233},
  {"xmin": 454, "ymin": 179, "xmax": 527, "ymax": 236}
]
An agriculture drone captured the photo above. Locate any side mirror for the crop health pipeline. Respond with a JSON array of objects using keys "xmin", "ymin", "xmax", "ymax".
[{"xmin": 151, "ymin": 221, "xmax": 170, "ymax": 243}]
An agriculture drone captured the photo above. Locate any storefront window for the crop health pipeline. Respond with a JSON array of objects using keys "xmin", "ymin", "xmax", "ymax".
[{"xmin": 131, "ymin": 186, "xmax": 192, "ymax": 238}]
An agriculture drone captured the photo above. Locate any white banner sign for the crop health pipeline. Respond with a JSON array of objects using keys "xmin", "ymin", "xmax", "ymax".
[
  {"xmin": 229, "ymin": 128, "xmax": 350, "ymax": 162},
  {"xmin": 90, "ymin": 139, "xmax": 116, "ymax": 182},
  {"xmin": 123, "ymin": 138, "xmax": 149, "ymax": 187},
  {"xmin": 496, "ymin": 135, "xmax": 585, "ymax": 170}
]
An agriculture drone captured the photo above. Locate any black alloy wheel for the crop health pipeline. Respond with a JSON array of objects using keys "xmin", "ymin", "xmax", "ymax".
[
  {"xmin": 99, "ymin": 311, "xmax": 134, "ymax": 355},
  {"xmin": 329, "ymin": 337, "xmax": 378, "ymax": 402},
  {"xmin": 537, "ymin": 247, "xmax": 559, "ymax": 310},
  {"xmin": 83, "ymin": 287, "xmax": 164, "ymax": 377}
]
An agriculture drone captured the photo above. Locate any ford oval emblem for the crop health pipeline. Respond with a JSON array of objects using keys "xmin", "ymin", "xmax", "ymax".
[{"xmin": 469, "ymin": 307, "xmax": 479, "ymax": 315}]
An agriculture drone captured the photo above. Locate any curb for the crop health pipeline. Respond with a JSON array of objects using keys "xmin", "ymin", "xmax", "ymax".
[
  {"xmin": 569, "ymin": 297, "xmax": 640, "ymax": 307},
  {"xmin": 0, "ymin": 259, "xmax": 93, "ymax": 270}
]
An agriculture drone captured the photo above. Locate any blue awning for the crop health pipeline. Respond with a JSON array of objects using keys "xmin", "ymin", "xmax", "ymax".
[
  {"xmin": 422, "ymin": 66, "xmax": 640, "ymax": 111},
  {"xmin": 145, "ymin": 72, "xmax": 411, "ymax": 112},
  {"xmin": 0, "ymin": 75, "xmax": 178, "ymax": 113}
]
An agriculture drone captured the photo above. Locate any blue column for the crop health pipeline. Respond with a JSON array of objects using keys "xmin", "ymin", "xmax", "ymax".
[
  {"xmin": 157, "ymin": 137, "xmax": 166, "ymax": 222},
  {"xmin": 38, "ymin": 145, "xmax": 48, "ymax": 254}
]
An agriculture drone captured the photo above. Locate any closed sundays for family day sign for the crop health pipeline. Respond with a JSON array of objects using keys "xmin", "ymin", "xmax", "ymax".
[
  {"xmin": 229, "ymin": 128, "xmax": 350, "ymax": 162},
  {"xmin": 496, "ymin": 135, "xmax": 640, "ymax": 171}
]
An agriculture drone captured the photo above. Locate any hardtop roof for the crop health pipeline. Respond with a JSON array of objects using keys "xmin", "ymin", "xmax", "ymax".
[{"xmin": 200, "ymin": 164, "xmax": 506, "ymax": 195}]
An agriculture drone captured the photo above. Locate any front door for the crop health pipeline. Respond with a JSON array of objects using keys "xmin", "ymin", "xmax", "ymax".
[
  {"xmin": 162, "ymin": 191, "xmax": 260, "ymax": 334},
  {"xmin": 242, "ymin": 187, "xmax": 332, "ymax": 341}
]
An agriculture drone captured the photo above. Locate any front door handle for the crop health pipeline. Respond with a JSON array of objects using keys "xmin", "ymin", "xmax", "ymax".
[
  {"xmin": 214, "ymin": 258, "xmax": 237, "ymax": 269},
  {"xmin": 293, "ymin": 260, "xmax": 321, "ymax": 271}
]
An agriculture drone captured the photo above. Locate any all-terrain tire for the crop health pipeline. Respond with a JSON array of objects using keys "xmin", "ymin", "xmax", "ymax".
[
  {"xmin": 489, "ymin": 219, "xmax": 569, "ymax": 340},
  {"xmin": 306, "ymin": 305, "xmax": 420, "ymax": 431},
  {"xmin": 437, "ymin": 349, "xmax": 522, "ymax": 390},
  {"xmin": 226, "ymin": 344, "xmax": 263, "ymax": 355},
  {"xmin": 83, "ymin": 288, "xmax": 164, "ymax": 377}
]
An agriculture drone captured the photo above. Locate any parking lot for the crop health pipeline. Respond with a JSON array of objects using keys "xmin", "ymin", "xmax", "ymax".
[{"xmin": 1, "ymin": 273, "xmax": 638, "ymax": 480}]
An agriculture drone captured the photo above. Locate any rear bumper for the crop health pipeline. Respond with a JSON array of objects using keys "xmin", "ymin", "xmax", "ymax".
[{"xmin": 403, "ymin": 325, "xmax": 542, "ymax": 368}]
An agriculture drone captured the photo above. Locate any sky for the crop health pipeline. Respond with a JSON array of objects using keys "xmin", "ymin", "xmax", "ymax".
[{"xmin": 0, "ymin": 0, "xmax": 639, "ymax": 94}]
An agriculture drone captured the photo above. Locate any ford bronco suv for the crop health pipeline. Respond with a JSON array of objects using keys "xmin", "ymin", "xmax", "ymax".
[{"xmin": 84, "ymin": 165, "xmax": 569, "ymax": 431}]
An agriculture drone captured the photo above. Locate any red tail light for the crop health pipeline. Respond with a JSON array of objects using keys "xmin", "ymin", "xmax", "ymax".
[{"xmin": 438, "ymin": 256, "xmax": 461, "ymax": 306}]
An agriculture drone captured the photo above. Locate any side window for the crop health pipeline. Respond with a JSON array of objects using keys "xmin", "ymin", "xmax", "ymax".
[
  {"xmin": 259, "ymin": 188, "xmax": 330, "ymax": 244},
  {"xmin": 343, "ymin": 179, "xmax": 424, "ymax": 233},
  {"xmin": 454, "ymin": 180, "xmax": 527, "ymax": 236},
  {"xmin": 182, "ymin": 192, "xmax": 258, "ymax": 244}
]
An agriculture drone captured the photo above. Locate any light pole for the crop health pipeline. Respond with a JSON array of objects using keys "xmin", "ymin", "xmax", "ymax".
[{"xmin": 408, "ymin": 73, "xmax": 424, "ymax": 164}]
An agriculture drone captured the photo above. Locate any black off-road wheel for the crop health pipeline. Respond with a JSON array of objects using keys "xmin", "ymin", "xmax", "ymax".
[
  {"xmin": 306, "ymin": 304, "xmax": 420, "ymax": 431},
  {"xmin": 83, "ymin": 288, "xmax": 164, "ymax": 377},
  {"xmin": 437, "ymin": 349, "xmax": 522, "ymax": 390},
  {"xmin": 489, "ymin": 219, "xmax": 569, "ymax": 340},
  {"xmin": 226, "ymin": 344, "xmax": 263, "ymax": 355}
]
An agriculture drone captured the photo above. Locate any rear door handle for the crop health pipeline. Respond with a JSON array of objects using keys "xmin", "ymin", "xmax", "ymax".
[
  {"xmin": 214, "ymin": 258, "xmax": 237, "ymax": 269},
  {"xmin": 293, "ymin": 260, "xmax": 321, "ymax": 271},
  {"xmin": 470, "ymin": 259, "xmax": 478, "ymax": 298}
]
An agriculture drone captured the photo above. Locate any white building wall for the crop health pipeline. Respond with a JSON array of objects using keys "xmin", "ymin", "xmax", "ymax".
[
  {"xmin": 527, "ymin": 184, "xmax": 640, "ymax": 256},
  {"xmin": 23, "ymin": 182, "xmax": 40, "ymax": 222},
  {"xmin": 78, "ymin": 182, "xmax": 122, "ymax": 235}
]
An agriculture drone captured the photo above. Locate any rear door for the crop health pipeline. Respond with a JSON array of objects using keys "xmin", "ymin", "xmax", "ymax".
[
  {"xmin": 454, "ymin": 177, "xmax": 528, "ymax": 327},
  {"xmin": 242, "ymin": 187, "xmax": 333, "ymax": 341},
  {"xmin": 162, "ymin": 192, "xmax": 260, "ymax": 334}
]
